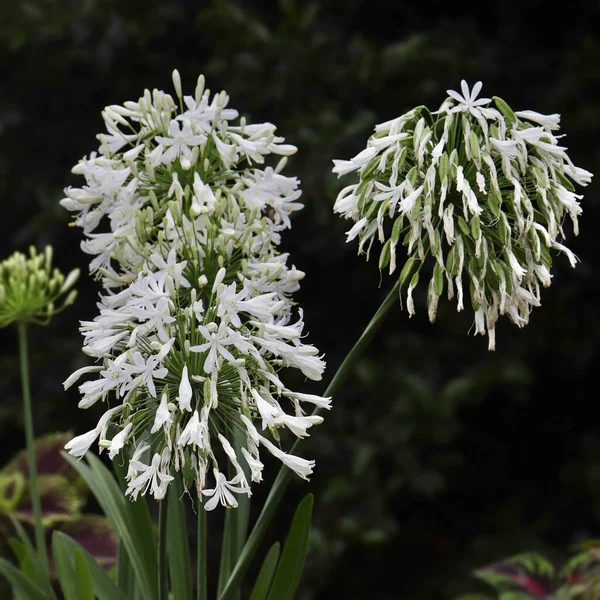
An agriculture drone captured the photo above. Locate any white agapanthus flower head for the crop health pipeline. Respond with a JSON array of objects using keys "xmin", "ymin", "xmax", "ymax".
[
  {"xmin": 332, "ymin": 80, "xmax": 593, "ymax": 350},
  {"xmin": 62, "ymin": 71, "xmax": 331, "ymax": 509}
]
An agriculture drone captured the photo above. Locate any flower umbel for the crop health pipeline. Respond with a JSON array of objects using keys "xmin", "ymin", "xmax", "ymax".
[
  {"xmin": 332, "ymin": 80, "xmax": 593, "ymax": 349},
  {"xmin": 0, "ymin": 246, "xmax": 79, "ymax": 328},
  {"xmin": 62, "ymin": 71, "xmax": 330, "ymax": 509}
]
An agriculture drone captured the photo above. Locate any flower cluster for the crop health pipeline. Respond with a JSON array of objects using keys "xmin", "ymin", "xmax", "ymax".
[
  {"xmin": 333, "ymin": 81, "xmax": 592, "ymax": 349},
  {"xmin": 62, "ymin": 71, "xmax": 330, "ymax": 509},
  {"xmin": 0, "ymin": 246, "xmax": 79, "ymax": 328}
]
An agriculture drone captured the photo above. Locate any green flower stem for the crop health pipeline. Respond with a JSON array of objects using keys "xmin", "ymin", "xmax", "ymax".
[
  {"xmin": 197, "ymin": 500, "xmax": 207, "ymax": 600},
  {"xmin": 158, "ymin": 495, "xmax": 169, "ymax": 600},
  {"xmin": 17, "ymin": 322, "xmax": 49, "ymax": 573},
  {"xmin": 218, "ymin": 277, "xmax": 403, "ymax": 600}
]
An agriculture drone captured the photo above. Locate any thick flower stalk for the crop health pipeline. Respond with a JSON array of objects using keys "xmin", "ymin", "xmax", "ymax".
[
  {"xmin": 0, "ymin": 246, "xmax": 79, "ymax": 328},
  {"xmin": 62, "ymin": 71, "xmax": 330, "ymax": 509},
  {"xmin": 333, "ymin": 80, "xmax": 593, "ymax": 349}
]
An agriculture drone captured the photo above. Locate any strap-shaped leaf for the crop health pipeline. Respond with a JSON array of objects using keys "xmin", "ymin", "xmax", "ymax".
[
  {"xmin": 116, "ymin": 540, "xmax": 136, "ymax": 598},
  {"xmin": 73, "ymin": 548, "xmax": 94, "ymax": 600},
  {"xmin": 9, "ymin": 517, "xmax": 55, "ymax": 596},
  {"xmin": 0, "ymin": 558, "xmax": 49, "ymax": 600},
  {"xmin": 266, "ymin": 494, "xmax": 313, "ymax": 600},
  {"xmin": 249, "ymin": 542, "xmax": 280, "ymax": 600},
  {"xmin": 59, "ymin": 533, "xmax": 129, "ymax": 600},
  {"xmin": 62, "ymin": 452, "xmax": 159, "ymax": 600},
  {"xmin": 52, "ymin": 531, "xmax": 79, "ymax": 600},
  {"xmin": 167, "ymin": 478, "xmax": 192, "ymax": 600}
]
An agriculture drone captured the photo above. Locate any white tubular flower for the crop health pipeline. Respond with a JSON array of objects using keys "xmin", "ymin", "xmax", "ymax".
[
  {"xmin": 126, "ymin": 450, "xmax": 174, "ymax": 501},
  {"xmin": 108, "ymin": 422, "xmax": 133, "ymax": 459},
  {"xmin": 64, "ymin": 404, "xmax": 124, "ymax": 459},
  {"xmin": 151, "ymin": 392, "xmax": 173, "ymax": 433},
  {"xmin": 332, "ymin": 80, "xmax": 593, "ymax": 350},
  {"xmin": 177, "ymin": 365, "xmax": 193, "ymax": 412},
  {"xmin": 202, "ymin": 470, "xmax": 250, "ymax": 511},
  {"xmin": 62, "ymin": 71, "xmax": 330, "ymax": 507}
]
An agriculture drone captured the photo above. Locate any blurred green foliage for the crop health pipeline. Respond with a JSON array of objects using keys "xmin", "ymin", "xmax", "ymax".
[{"xmin": 0, "ymin": 0, "xmax": 599, "ymax": 598}]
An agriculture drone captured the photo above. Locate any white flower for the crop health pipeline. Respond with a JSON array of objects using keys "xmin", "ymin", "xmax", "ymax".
[
  {"xmin": 180, "ymin": 92, "xmax": 239, "ymax": 134},
  {"xmin": 151, "ymin": 392, "xmax": 173, "ymax": 433},
  {"xmin": 515, "ymin": 110, "xmax": 560, "ymax": 131},
  {"xmin": 65, "ymin": 405, "xmax": 123, "ymax": 458},
  {"xmin": 63, "ymin": 72, "xmax": 329, "ymax": 505},
  {"xmin": 190, "ymin": 321, "xmax": 239, "ymax": 373},
  {"xmin": 446, "ymin": 80, "xmax": 491, "ymax": 118},
  {"xmin": 177, "ymin": 409, "xmax": 210, "ymax": 450},
  {"xmin": 241, "ymin": 447, "xmax": 264, "ymax": 482},
  {"xmin": 63, "ymin": 365, "xmax": 103, "ymax": 390},
  {"xmin": 64, "ymin": 429, "xmax": 102, "ymax": 459},
  {"xmin": 126, "ymin": 450, "xmax": 174, "ymax": 500},
  {"xmin": 332, "ymin": 147, "xmax": 377, "ymax": 177},
  {"xmin": 333, "ymin": 79, "xmax": 593, "ymax": 350},
  {"xmin": 202, "ymin": 469, "xmax": 250, "ymax": 511},
  {"xmin": 282, "ymin": 391, "xmax": 332, "ymax": 410},
  {"xmin": 108, "ymin": 423, "xmax": 133, "ymax": 459},
  {"xmin": 258, "ymin": 436, "xmax": 315, "ymax": 481},
  {"xmin": 177, "ymin": 365, "xmax": 193, "ymax": 411},
  {"xmin": 155, "ymin": 120, "xmax": 207, "ymax": 166},
  {"xmin": 149, "ymin": 249, "xmax": 190, "ymax": 289}
]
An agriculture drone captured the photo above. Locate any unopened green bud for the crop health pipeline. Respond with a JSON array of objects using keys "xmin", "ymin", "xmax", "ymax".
[
  {"xmin": 379, "ymin": 239, "xmax": 391, "ymax": 271},
  {"xmin": 399, "ymin": 257, "xmax": 419, "ymax": 285},
  {"xmin": 493, "ymin": 96, "xmax": 516, "ymax": 124}
]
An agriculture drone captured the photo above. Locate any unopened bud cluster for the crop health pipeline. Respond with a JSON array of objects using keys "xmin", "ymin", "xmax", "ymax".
[
  {"xmin": 62, "ymin": 71, "xmax": 330, "ymax": 508},
  {"xmin": 0, "ymin": 246, "xmax": 79, "ymax": 328},
  {"xmin": 333, "ymin": 81, "xmax": 592, "ymax": 349}
]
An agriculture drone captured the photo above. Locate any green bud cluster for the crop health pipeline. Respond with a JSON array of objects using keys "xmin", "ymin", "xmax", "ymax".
[{"xmin": 0, "ymin": 246, "xmax": 79, "ymax": 328}]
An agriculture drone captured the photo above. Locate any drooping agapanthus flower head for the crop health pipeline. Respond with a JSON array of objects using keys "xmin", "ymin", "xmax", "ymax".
[
  {"xmin": 62, "ymin": 71, "xmax": 330, "ymax": 509},
  {"xmin": 333, "ymin": 80, "xmax": 593, "ymax": 349}
]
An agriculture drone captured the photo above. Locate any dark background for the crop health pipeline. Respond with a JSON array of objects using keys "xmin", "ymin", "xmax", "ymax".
[{"xmin": 1, "ymin": 1, "xmax": 599, "ymax": 598}]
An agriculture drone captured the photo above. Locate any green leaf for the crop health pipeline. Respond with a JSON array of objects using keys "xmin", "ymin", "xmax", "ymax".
[
  {"xmin": 107, "ymin": 454, "xmax": 154, "ymax": 600},
  {"xmin": 266, "ymin": 494, "xmax": 313, "ymax": 600},
  {"xmin": 167, "ymin": 478, "xmax": 192, "ymax": 600},
  {"xmin": 9, "ymin": 517, "xmax": 55, "ymax": 596},
  {"xmin": 62, "ymin": 452, "xmax": 159, "ymax": 600},
  {"xmin": 116, "ymin": 541, "xmax": 136, "ymax": 599},
  {"xmin": 0, "ymin": 558, "xmax": 49, "ymax": 600},
  {"xmin": 249, "ymin": 542, "xmax": 280, "ymax": 600},
  {"xmin": 73, "ymin": 548, "xmax": 94, "ymax": 600},
  {"xmin": 59, "ymin": 532, "xmax": 129, "ymax": 600},
  {"xmin": 53, "ymin": 531, "xmax": 79, "ymax": 600},
  {"xmin": 218, "ymin": 509, "xmax": 237, "ymax": 596},
  {"xmin": 59, "ymin": 514, "xmax": 119, "ymax": 570}
]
